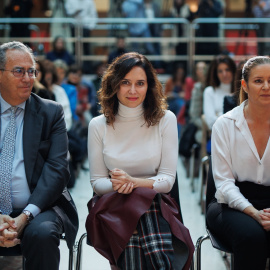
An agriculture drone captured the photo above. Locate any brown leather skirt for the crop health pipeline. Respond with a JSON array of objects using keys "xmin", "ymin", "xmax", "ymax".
[{"xmin": 85, "ymin": 187, "xmax": 194, "ymax": 270}]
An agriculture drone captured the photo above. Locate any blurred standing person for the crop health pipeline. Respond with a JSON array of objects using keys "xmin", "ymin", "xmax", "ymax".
[
  {"xmin": 169, "ymin": 0, "xmax": 193, "ymax": 56},
  {"xmin": 4, "ymin": 0, "xmax": 33, "ymax": 43},
  {"xmin": 46, "ymin": 36, "xmax": 75, "ymax": 66},
  {"xmin": 122, "ymin": 0, "xmax": 161, "ymax": 68},
  {"xmin": 253, "ymin": 0, "xmax": 270, "ymax": 56},
  {"xmin": 196, "ymin": 0, "xmax": 223, "ymax": 56},
  {"xmin": 65, "ymin": 0, "xmax": 98, "ymax": 74}
]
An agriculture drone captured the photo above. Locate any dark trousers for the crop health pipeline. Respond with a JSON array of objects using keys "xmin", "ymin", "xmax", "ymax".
[
  {"xmin": 0, "ymin": 209, "xmax": 64, "ymax": 270},
  {"xmin": 206, "ymin": 181, "xmax": 270, "ymax": 270}
]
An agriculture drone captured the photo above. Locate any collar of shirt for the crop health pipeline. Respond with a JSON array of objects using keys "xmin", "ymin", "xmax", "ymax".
[{"xmin": 0, "ymin": 94, "xmax": 26, "ymax": 114}]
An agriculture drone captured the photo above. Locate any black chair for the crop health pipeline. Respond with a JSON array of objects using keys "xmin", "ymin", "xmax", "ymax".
[
  {"xmin": 0, "ymin": 234, "xmax": 74, "ymax": 270},
  {"xmin": 75, "ymin": 173, "xmax": 189, "ymax": 270},
  {"xmin": 194, "ymin": 156, "xmax": 234, "ymax": 270}
]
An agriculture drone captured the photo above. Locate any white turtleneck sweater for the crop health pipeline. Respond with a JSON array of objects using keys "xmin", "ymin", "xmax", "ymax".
[
  {"xmin": 88, "ymin": 102, "xmax": 178, "ymax": 196},
  {"xmin": 203, "ymin": 83, "xmax": 231, "ymax": 129}
]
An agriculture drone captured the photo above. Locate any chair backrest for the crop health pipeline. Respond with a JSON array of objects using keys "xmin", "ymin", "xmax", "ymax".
[
  {"xmin": 205, "ymin": 156, "xmax": 216, "ymax": 211},
  {"xmin": 170, "ymin": 173, "xmax": 184, "ymax": 224}
]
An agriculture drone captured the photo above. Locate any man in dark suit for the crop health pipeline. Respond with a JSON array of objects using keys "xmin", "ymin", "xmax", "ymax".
[{"xmin": 0, "ymin": 41, "xmax": 78, "ymax": 269}]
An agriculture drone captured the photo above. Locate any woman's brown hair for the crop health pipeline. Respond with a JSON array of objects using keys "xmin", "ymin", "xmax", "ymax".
[
  {"xmin": 240, "ymin": 56, "xmax": 270, "ymax": 104},
  {"xmin": 206, "ymin": 54, "xmax": 237, "ymax": 93},
  {"xmin": 98, "ymin": 52, "xmax": 167, "ymax": 126}
]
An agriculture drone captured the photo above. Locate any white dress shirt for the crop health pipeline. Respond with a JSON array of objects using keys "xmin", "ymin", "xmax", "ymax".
[
  {"xmin": 203, "ymin": 83, "xmax": 231, "ymax": 129},
  {"xmin": 211, "ymin": 100, "xmax": 270, "ymax": 211},
  {"xmin": 88, "ymin": 102, "xmax": 178, "ymax": 196}
]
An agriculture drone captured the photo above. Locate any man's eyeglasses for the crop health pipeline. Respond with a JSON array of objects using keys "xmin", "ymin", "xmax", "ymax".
[{"xmin": 0, "ymin": 68, "xmax": 39, "ymax": 78}]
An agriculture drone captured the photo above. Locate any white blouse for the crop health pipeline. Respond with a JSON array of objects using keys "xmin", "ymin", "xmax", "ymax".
[
  {"xmin": 203, "ymin": 83, "xmax": 231, "ymax": 129},
  {"xmin": 212, "ymin": 100, "xmax": 270, "ymax": 211},
  {"xmin": 88, "ymin": 102, "xmax": 178, "ymax": 196}
]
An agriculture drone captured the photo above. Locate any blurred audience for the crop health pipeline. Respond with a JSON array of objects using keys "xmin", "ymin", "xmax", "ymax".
[
  {"xmin": 32, "ymin": 60, "xmax": 55, "ymax": 100},
  {"xmin": 66, "ymin": 65, "xmax": 96, "ymax": 126},
  {"xmin": 40, "ymin": 59, "xmax": 73, "ymax": 131},
  {"xmin": 46, "ymin": 36, "xmax": 75, "ymax": 66},
  {"xmin": 54, "ymin": 59, "xmax": 79, "ymax": 122},
  {"xmin": 165, "ymin": 64, "xmax": 194, "ymax": 136}
]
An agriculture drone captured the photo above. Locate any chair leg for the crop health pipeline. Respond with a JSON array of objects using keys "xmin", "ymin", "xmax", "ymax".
[
  {"xmin": 75, "ymin": 233, "xmax": 88, "ymax": 270},
  {"xmin": 69, "ymin": 247, "xmax": 74, "ymax": 270},
  {"xmin": 190, "ymin": 146, "xmax": 196, "ymax": 193},
  {"xmin": 230, "ymin": 254, "xmax": 234, "ymax": 270},
  {"xmin": 195, "ymin": 235, "xmax": 209, "ymax": 270},
  {"xmin": 23, "ymin": 257, "xmax": 26, "ymax": 270}
]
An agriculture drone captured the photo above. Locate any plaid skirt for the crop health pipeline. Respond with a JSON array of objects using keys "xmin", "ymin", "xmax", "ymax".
[{"xmin": 117, "ymin": 199, "xmax": 175, "ymax": 270}]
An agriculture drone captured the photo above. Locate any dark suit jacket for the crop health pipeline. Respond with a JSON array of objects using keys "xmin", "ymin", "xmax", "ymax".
[{"xmin": 23, "ymin": 93, "xmax": 78, "ymax": 249}]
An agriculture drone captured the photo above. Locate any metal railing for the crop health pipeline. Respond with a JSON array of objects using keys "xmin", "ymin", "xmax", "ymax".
[{"xmin": 0, "ymin": 17, "xmax": 269, "ymax": 74}]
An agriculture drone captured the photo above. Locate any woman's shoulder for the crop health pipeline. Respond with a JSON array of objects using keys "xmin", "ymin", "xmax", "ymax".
[
  {"xmin": 204, "ymin": 85, "xmax": 214, "ymax": 94},
  {"xmin": 214, "ymin": 102, "xmax": 245, "ymax": 129},
  {"xmin": 161, "ymin": 110, "xmax": 177, "ymax": 123},
  {"xmin": 89, "ymin": 114, "xmax": 106, "ymax": 127}
]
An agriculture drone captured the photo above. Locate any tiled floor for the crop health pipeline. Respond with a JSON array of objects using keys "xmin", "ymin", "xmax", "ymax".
[{"xmin": 58, "ymin": 158, "xmax": 227, "ymax": 270}]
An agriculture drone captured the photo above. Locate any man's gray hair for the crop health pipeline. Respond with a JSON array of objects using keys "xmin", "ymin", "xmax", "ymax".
[{"xmin": 0, "ymin": 41, "xmax": 35, "ymax": 69}]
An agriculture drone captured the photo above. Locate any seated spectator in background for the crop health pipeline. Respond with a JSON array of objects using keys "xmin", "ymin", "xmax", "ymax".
[
  {"xmin": 4, "ymin": 0, "xmax": 33, "ymax": 43},
  {"xmin": 207, "ymin": 56, "xmax": 270, "ymax": 270},
  {"xmin": 203, "ymin": 55, "xmax": 236, "ymax": 130},
  {"xmin": 165, "ymin": 64, "xmax": 194, "ymax": 116},
  {"xmin": 54, "ymin": 60, "xmax": 79, "ymax": 122},
  {"xmin": 189, "ymin": 61, "xmax": 207, "ymax": 144},
  {"xmin": 91, "ymin": 62, "xmax": 107, "ymax": 117},
  {"xmin": 165, "ymin": 64, "xmax": 194, "ymax": 136},
  {"xmin": 66, "ymin": 65, "xmax": 96, "ymax": 127},
  {"xmin": 46, "ymin": 36, "xmax": 75, "ymax": 66},
  {"xmin": 108, "ymin": 36, "xmax": 127, "ymax": 64},
  {"xmin": 32, "ymin": 60, "xmax": 55, "ymax": 100},
  {"xmin": 40, "ymin": 59, "xmax": 73, "ymax": 131}
]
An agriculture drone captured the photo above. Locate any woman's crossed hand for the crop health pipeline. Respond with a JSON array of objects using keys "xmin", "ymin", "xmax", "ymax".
[{"xmin": 109, "ymin": 168, "xmax": 134, "ymax": 194}]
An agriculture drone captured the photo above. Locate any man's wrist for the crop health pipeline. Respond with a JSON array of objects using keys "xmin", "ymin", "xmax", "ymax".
[{"xmin": 22, "ymin": 210, "xmax": 34, "ymax": 223}]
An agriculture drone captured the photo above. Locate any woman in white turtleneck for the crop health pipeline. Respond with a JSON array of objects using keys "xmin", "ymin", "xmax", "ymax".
[
  {"xmin": 203, "ymin": 55, "xmax": 236, "ymax": 129},
  {"xmin": 86, "ymin": 53, "xmax": 194, "ymax": 270}
]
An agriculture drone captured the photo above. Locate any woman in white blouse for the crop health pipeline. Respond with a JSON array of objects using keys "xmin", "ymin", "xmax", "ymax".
[
  {"xmin": 86, "ymin": 52, "xmax": 194, "ymax": 270},
  {"xmin": 207, "ymin": 56, "xmax": 270, "ymax": 270},
  {"xmin": 203, "ymin": 55, "xmax": 236, "ymax": 129}
]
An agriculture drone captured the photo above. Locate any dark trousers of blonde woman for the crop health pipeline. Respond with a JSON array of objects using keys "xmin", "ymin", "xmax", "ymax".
[{"xmin": 207, "ymin": 181, "xmax": 270, "ymax": 270}]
